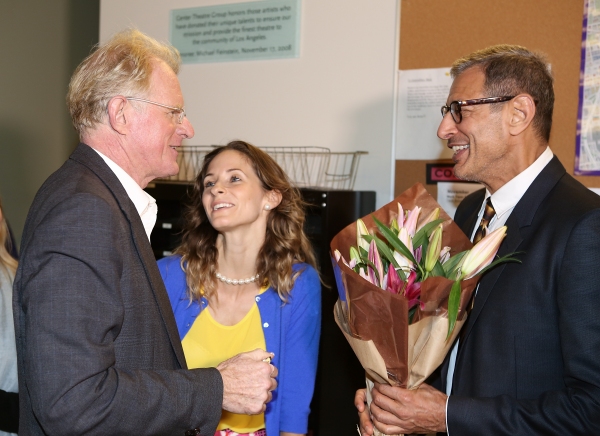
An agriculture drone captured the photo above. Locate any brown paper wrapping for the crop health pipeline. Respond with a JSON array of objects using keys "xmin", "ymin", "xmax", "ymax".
[{"xmin": 331, "ymin": 183, "xmax": 481, "ymax": 436}]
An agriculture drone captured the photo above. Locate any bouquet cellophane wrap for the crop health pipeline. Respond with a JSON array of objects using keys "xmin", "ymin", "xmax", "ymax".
[{"xmin": 331, "ymin": 183, "xmax": 479, "ymax": 436}]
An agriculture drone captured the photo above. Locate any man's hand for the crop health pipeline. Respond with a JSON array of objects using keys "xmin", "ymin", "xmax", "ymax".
[
  {"xmin": 217, "ymin": 349, "xmax": 278, "ymax": 415},
  {"xmin": 368, "ymin": 382, "xmax": 447, "ymax": 435},
  {"xmin": 355, "ymin": 388, "xmax": 374, "ymax": 436}
]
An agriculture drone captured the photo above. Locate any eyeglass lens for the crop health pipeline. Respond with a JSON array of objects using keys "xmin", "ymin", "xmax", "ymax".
[{"xmin": 441, "ymin": 103, "xmax": 461, "ymax": 123}]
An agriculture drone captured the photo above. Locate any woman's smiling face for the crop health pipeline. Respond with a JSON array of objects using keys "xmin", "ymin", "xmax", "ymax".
[{"xmin": 201, "ymin": 149, "xmax": 270, "ymax": 233}]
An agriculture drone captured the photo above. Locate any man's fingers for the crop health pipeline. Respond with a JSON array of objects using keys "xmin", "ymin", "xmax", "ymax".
[
  {"xmin": 357, "ymin": 406, "xmax": 373, "ymax": 435},
  {"xmin": 269, "ymin": 364, "xmax": 278, "ymax": 378},
  {"xmin": 244, "ymin": 348, "xmax": 274, "ymax": 361},
  {"xmin": 370, "ymin": 399, "xmax": 403, "ymax": 428},
  {"xmin": 354, "ymin": 388, "xmax": 367, "ymax": 412}
]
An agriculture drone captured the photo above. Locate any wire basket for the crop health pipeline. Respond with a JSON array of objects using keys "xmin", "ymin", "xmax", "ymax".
[
  {"xmin": 158, "ymin": 145, "xmax": 367, "ymax": 190},
  {"xmin": 260, "ymin": 147, "xmax": 367, "ymax": 190},
  {"xmin": 158, "ymin": 146, "xmax": 215, "ymax": 183}
]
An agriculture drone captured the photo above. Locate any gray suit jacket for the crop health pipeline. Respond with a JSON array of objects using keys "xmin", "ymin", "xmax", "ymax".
[{"xmin": 13, "ymin": 143, "xmax": 222, "ymax": 435}]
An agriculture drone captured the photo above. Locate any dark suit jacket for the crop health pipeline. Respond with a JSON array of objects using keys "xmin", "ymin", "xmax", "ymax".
[
  {"xmin": 13, "ymin": 144, "xmax": 222, "ymax": 435},
  {"xmin": 434, "ymin": 156, "xmax": 600, "ymax": 435}
]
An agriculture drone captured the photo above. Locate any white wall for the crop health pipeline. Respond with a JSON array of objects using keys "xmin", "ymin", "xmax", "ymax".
[{"xmin": 100, "ymin": 0, "xmax": 399, "ymax": 207}]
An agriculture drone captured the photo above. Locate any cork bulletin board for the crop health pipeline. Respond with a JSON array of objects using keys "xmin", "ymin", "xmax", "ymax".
[{"xmin": 395, "ymin": 0, "xmax": 593, "ymax": 198}]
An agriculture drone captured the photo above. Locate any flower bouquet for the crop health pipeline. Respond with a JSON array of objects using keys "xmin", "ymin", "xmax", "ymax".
[{"xmin": 330, "ymin": 183, "xmax": 516, "ymax": 436}]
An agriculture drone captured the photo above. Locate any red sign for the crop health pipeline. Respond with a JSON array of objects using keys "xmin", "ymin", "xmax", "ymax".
[{"xmin": 426, "ymin": 164, "xmax": 461, "ymax": 183}]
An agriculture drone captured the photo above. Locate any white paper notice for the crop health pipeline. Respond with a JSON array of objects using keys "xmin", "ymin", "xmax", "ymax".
[
  {"xmin": 437, "ymin": 182, "xmax": 483, "ymax": 219},
  {"xmin": 396, "ymin": 68, "xmax": 454, "ymax": 160}
]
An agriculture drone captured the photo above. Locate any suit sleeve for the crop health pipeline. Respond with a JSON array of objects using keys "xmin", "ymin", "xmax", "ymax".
[
  {"xmin": 278, "ymin": 266, "xmax": 322, "ymax": 433},
  {"xmin": 16, "ymin": 193, "xmax": 222, "ymax": 436},
  {"xmin": 447, "ymin": 209, "xmax": 600, "ymax": 435}
]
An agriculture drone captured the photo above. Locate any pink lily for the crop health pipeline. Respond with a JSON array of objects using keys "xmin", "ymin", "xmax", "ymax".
[
  {"xmin": 358, "ymin": 267, "xmax": 370, "ymax": 283},
  {"xmin": 334, "ymin": 249, "xmax": 349, "ymax": 267},
  {"xmin": 404, "ymin": 206, "xmax": 421, "ymax": 237},
  {"xmin": 386, "ymin": 265, "xmax": 402, "ymax": 294},
  {"xmin": 414, "ymin": 246, "xmax": 422, "ymax": 264},
  {"xmin": 368, "ymin": 239, "xmax": 384, "ymax": 287},
  {"xmin": 439, "ymin": 246, "xmax": 451, "ymax": 264},
  {"xmin": 460, "ymin": 226, "xmax": 507, "ymax": 279},
  {"xmin": 403, "ymin": 270, "xmax": 422, "ymax": 309}
]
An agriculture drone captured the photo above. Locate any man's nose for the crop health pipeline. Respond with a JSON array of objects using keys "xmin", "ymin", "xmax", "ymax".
[
  {"xmin": 179, "ymin": 116, "xmax": 195, "ymax": 138},
  {"xmin": 437, "ymin": 112, "xmax": 457, "ymax": 140}
]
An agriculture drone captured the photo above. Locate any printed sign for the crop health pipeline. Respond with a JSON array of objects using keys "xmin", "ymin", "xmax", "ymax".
[
  {"xmin": 170, "ymin": 0, "xmax": 301, "ymax": 64},
  {"xmin": 426, "ymin": 163, "xmax": 462, "ymax": 184}
]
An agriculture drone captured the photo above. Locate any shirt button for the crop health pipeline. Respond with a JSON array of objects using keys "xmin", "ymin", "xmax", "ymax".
[
  {"xmin": 255, "ymin": 296, "xmax": 261, "ymax": 302},
  {"xmin": 263, "ymin": 322, "xmax": 269, "ymax": 328}
]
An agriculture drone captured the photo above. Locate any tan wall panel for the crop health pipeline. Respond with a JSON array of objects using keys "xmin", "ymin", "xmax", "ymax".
[{"xmin": 395, "ymin": 0, "xmax": 599, "ymax": 195}]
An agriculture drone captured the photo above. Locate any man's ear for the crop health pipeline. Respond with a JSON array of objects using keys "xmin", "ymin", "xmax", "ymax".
[
  {"xmin": 107, "ymin": 96, "xmax": 129, "ymax": 135},
  {"xmin": 508, "ymin": 94, "xmax": 536, "ymax": 136}
]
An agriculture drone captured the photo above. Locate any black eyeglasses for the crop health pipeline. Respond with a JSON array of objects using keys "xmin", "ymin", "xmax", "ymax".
[{"xmin": 441, "ymin": 96, "xmax": 515, "ymax": 124}]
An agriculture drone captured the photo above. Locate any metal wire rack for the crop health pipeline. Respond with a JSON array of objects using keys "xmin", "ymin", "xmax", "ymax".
[{"xmin": 158, "ymin": 145, "xmax": 368, "ymax": 190}]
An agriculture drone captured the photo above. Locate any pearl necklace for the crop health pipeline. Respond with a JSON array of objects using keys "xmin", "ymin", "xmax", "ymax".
[{"xmin": 216, "ymin": 271, "xmax": 260, "ymax": 285}]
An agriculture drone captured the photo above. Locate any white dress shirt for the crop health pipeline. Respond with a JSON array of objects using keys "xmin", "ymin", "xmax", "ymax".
[
  {"xmin": 93, "ymin": 149, "xmax": 157, "ymax": 241},
  {"xmin": 445, "ymin": 146, "xmax": 554, "ymax": 432}
]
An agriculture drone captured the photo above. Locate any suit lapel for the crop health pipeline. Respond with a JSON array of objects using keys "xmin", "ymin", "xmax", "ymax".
[
  {"xmin": 456, "ymin": 156, "xmax": 566, "ymax": 357},
  {"xmin": 460, "ymin": 202, "xmax": 482, "ymax": 240},
  {"xmin": 70, "ymin": 144, "xmax": 188, "ymax": 368}
]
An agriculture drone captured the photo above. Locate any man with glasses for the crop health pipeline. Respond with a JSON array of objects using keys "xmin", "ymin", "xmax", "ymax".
[
  {"xmin": 13, "ymin": 29, "xmax": 277, "ymax": 435},
  {"xmin": 356, "ymin": 45, "xmax": 600, "ymax": 435}
]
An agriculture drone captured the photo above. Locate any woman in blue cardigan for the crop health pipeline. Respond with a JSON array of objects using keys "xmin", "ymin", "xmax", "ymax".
[{"xmin": 158, "ymin": 141, "xmax": 321, "ymax": 436}]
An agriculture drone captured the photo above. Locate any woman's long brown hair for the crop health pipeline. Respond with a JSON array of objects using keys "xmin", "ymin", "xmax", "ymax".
[
  {"xmin": 0, "ymin": 198, "xmax": 18, "ymax": 278},
  {"xmin": 175, "ymin": 141, "xmax": 318, "ymax": 302}
]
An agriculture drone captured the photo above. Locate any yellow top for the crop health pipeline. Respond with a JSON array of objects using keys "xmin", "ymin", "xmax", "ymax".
[{"xmin": 182, "ymin": 288, "xmax": 268, "ymax": 432}]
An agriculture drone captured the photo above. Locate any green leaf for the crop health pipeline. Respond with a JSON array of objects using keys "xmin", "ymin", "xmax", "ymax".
[
  {"xmin": 447, "ymin": 280, "xmax": 462, "ymax": 339},
  {"xmin": 369, "ymin": 234, "xmax": 400, "ymax": 269},
  {"xmin": 442, "ymin": 250, "xmax": 468, "ymax": 279},
  {"xmin": 408, "ymin": 305, "xmax": 417, "ymax": 324},
  {"xmin": 372, "ymin": 216, "xmax": 417, "ymax": 265},
  {"xmin": 469, "ymin": 253, "xmax": 523, "ymax": 278},
  {"xmin": 413, "ymin": 218, "xmax": 445, "ymax": 248},
  {"xmin": 365, "ymin": 259, "xmax": 381, "ymax": 284},
  {"xmin": 430, "ymin": 260, "xmax": 446, "ymax": 278}
]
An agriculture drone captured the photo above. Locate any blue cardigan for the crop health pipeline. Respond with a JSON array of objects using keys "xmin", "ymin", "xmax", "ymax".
[{"xmin": 157, "ymin": 255, "xmax": 321, "ymax": 436}]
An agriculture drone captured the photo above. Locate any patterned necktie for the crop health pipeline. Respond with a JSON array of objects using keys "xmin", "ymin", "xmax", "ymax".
[
  {"xmin": 472, "ymin": 197, "xmax": 496, "ymax": 244},
  {"xmin": 462, "ymin": 197, "xmax": 496, "ymax": 316}
]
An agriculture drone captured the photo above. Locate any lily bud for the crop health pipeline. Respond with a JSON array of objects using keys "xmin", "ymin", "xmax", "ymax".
[
  {"xmin": 393, "ymin": 227, "xmax": 414, "ymax": 271},
  {"xmin": 349, "ymin": 246, "xmax": 361, "ymax": 264},
  {"xmin": 404, "ymin": 206, "xmax": 421, "ymax": 237},
  {"xmin": 461, "ymin": 226, "xmax": 507, "ymax": 279},
  {"xmin": 424, "ymin": 224, "xmax": 443, "ymax": 272},
  {"xmin": 416, "ymin": 207, "xmax": 440, "ymax": 232},
  {"xmin": 397, "ymin": 203, "xmax": 405, "ymax": 228},
  {"xmin": 368, "ymin": 239, "xmax": 384, "ymax": 287},
  {"xmin": 357, "ymin": 219, "xmax": 370, "ymax": 252}
]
